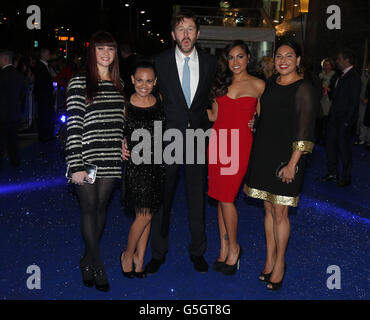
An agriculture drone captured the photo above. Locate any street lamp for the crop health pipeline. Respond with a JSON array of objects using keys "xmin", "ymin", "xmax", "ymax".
[{"xmin": 137, "ymin": 9, "xmax": 146, "ymax": 36}]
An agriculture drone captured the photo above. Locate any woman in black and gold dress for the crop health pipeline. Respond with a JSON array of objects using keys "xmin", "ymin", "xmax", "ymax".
[
  {"xmin": 120, "ymin": 60, "xmax": 165, "ymax": 278},
  {"xmin": 244, "ymin": 40, "xmax": 318, "ymax": 290}
]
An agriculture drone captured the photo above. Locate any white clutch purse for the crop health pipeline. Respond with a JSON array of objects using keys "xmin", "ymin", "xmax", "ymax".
[{"xmin": 66, "ymin": 163, "xmax": 97, "ymax": 184}]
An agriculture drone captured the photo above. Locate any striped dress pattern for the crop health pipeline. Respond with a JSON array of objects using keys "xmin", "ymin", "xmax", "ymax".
[{"xmin": 65, "ymin": 75, "xmax": 125, "ymax": 178}]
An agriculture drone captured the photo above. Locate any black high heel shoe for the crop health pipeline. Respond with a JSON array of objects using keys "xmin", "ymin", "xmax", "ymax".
[
  {"xmin": 120, "ymin": 251, "xmax": 135, "ymax": 279},
  {"xmin": 221, "ymin": 246, "xmax": 242, "ymax": 276},
  {"xmin": 267, "ymin": 264, "xmax": 287, "ymax": 291},
  {"xmin": 133, "ymin": 260, "xmax": 147, "ymax": 278},
  {"xmin": 94, "ymin": 268, "xmax": 110, "ymax": 292},
  {"xmin": 80, "ymin": 265, "xmax": 95, "ymax": 287},
  {"xmin": 213, "ymin": 257, "xmax": 227, "ymax": 272},
  {"xmin": 134, "ymin": 271, "xmax": 147, "ymax": 278},
  {"xmin": 259, "ymin": 271, "xmax": 272, "ymax": 283}
]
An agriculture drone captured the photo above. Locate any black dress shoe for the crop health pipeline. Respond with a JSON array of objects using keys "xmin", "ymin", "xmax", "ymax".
[
  {"xmin": 190, "ymin": 255, "xmax": 208, "ymax": 273},
  {"xmin": 94, "ymin": 269, "xmax": 110, "ymax": 292},
  {"xmin": 319, "ymin": 173, "xmax": 338, "ymax": 182},
  {"xmin": 337, "ymin": 180, "xmax": 351, "ymax": 187},
  {"xmin": 80, "ymin": 265, "xmax": 95, "ymax": 287},
  {"xmin": 144, "ymin": 257, "xmax": 165, "ymax": 275}
]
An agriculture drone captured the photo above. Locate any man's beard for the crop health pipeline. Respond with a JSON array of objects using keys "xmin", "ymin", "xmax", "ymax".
[{"xmin": 176, "ymin": 37, "xmax": 196, "ymax": 54}]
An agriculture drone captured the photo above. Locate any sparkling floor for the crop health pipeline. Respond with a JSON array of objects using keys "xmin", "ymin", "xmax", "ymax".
[{"xmin": 0, "ymin": 136, "xmax": 369, "ymax": 300}]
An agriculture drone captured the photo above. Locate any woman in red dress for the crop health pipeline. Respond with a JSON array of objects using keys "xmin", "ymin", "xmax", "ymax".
[{"xmin": 207, "ymin": 40, "xmax": 265, "ymax": 275}]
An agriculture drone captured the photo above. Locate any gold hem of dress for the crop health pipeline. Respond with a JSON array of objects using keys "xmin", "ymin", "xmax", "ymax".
[{"xmin": 243, "ymin": 185, "xmax": 299, "ymax": 207}]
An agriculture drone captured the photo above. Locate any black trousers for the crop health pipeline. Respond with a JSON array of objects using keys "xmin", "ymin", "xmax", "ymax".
[
  {"xmin": 0, "ymin": 122, "xmax": 20, "ymax": 169},
  {"xmin": 150, "ymin": 162, "xmax": 208, "ymax": 259},
  {"xmin": 325, "ymin": 119, "xmax": 352, "ymax": 181},
  {"xmin": 36, "ymin": 94, "xmax": 55, "ymax": 141}
]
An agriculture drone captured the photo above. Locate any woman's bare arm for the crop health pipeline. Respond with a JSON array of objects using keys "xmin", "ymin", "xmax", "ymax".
[{"xmin": 207, "ymin": 99, "xmax": 218, "ymax": 122}]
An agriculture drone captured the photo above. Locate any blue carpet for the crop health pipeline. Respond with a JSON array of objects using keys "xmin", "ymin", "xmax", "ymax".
[{"xmin": 0, "ymin": 137, "xmax": 369, "ymax": 300}]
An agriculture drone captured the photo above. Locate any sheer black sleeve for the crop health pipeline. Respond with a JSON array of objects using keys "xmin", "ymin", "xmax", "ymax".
[{"xmin": 292, "ymin": 80, "xmax": 319, "ymax": 154}]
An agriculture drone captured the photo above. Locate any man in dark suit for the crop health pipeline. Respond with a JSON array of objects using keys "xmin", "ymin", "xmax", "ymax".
[
  {"xmin": 33, "ymin": 48, "xmax": 55, "ymax": 142},
  {"xmin": 0, "ymin": 50, "xmax": 26, "ymax": 170},
  {"xmin": 320, "ymin": 49, "xmax": 361, "ymax": 186},
  {"xmin": 119, "ymin": 43, "xmax": 136, "ymax": 98},
  {"xmin": 143, "ymin": 10, "xmax": 217, "ymax": 274}
]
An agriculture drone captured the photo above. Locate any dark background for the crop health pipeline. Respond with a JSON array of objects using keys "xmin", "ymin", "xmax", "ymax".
[
  {"xmin": 1, "ymin": 1, "xmax": 369, "ymax": 71},
  {"xmin": 0, "ymin": 0, "xmax": 244, "ymax": 54}
]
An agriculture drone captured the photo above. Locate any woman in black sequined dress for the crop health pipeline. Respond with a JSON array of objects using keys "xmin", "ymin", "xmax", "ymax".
[{"xmin": 120, "ymin": 60, "xmax": 165, "ymax": 278}]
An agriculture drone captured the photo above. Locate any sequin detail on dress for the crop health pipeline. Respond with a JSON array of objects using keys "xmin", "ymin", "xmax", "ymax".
[{"xmin": 122, "ymin": 97, "xmax": 165, "ymax": 215}]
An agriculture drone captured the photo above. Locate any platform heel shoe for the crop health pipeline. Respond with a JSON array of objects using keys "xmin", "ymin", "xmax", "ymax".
[
  {"xmin": 213, "ymin": 257, "xmax": 227, "ymax": 272},
  {"xmin": 80, "ymin": 265, "xmax": 95, "ymax": 287},
  {"xmin": 134, "ymin": 270, "xmax": 147, "ymax": 278},
  {"xmin": 267, "ymin": 264, "xmax": 287, "ymax": 291},
  {"xmin": 221, "ymin": 246, "xmax": 242, "ymax": 276},
  {"xmin": 133, "ymin": 263, "xmax": 147, "ymax": 279},
  {"xmin": 259, "ymin": 271, "xmax": 272, "ymax": 283},
  {"xmin": 94, "ymin": 268, "xmax": 110, "ymax": 292},
  {"xmin": 120, "ymin": 251, "xmax": 135, "ymax": 279}
]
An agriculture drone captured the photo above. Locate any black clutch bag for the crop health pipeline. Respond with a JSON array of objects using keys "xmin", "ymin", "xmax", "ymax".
[
  {"xmin": 66, "ymin": 163, "xmax": 97, "ymax": 184},
  {"xmin": 275, "ymin": 162, "xmax": 298, "ymax": 181}
]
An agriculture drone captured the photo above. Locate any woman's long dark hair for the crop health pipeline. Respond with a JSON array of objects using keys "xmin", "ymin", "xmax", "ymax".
[
  {"xmin": 86, "ymin": 31, "xmax": 124, "ymax": 104},
  {"xmin": 210, "ymin": 40, "xmax": 251, "ymax": 101}
]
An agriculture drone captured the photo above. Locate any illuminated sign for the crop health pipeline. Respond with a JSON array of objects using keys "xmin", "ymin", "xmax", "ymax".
[{"xmin": 58, "ymin": 36, "xmax": 75, "ymax": 41}]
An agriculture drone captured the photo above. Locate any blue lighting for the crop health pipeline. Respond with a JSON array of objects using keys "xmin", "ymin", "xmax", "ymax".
[
  {"xmin": 0, "ymin": 177, "xmax": 66, "ymax": 195},
  {"xmin": 299, "ymin": 195, "xmax": 370, "ymax": 226},
  {"xmin": 59, "ymin": 115, "xmax": 67, "ymax": 123}
]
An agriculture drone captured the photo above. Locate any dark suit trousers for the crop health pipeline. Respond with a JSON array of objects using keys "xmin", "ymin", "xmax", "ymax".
[
  {"xmin": 36, "ymin": 93, "xmax": 55, "ymax": 140},
  {"xmin": 150, "ymin": 162, "xmax": 208, "ymax": 259},
  {"xmin": 0, "ymin": 122, "xmax": 20, "ymax": 168},
  {"xmin": 325, "ymin": 119, "xmax": 352, "ymax": 181}
]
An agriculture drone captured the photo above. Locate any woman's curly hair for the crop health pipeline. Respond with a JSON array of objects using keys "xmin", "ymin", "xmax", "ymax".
[{"xmin": 210, "ymin": 40, "xmax": 251, "ymax": 101}]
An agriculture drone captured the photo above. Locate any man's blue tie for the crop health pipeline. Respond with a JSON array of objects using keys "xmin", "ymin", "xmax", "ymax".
[{"xmin": 182, "ymin": 57, "xmax": 191, "ymax": 108}]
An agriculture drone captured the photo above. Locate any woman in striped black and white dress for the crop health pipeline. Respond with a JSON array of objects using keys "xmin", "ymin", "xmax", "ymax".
[{"xmin": 66, "ymin": 31, "xmax": 125, "ymax": 292}]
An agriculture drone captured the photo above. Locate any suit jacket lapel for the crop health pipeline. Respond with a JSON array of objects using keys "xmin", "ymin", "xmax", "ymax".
[{"xmin": 335, "ymin": 68, "xmax": 353, "ymax": 94}]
